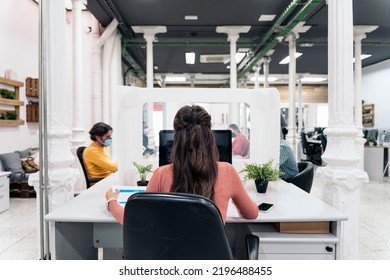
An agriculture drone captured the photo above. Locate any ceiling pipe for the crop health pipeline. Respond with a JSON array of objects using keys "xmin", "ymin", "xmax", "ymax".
[
  {"xmin": 238, "ymin": 0, "xmax": 322, "ymax": 79},
  {"xmin": 122, "ymin": 43, "xmax": 146, "ymax": 79},
  {"xmin": 106, "ymin": 0, "xmax": 322, "ymax": 85}
]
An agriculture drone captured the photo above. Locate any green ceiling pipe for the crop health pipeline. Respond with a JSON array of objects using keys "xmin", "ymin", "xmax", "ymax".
[
  {"xmin": 121, "ymin": 43, "xmax": 146, "ymax": 79},
  {"xmin": 238, "ymin": 0, "xmax": 322, "ymax": 79}
]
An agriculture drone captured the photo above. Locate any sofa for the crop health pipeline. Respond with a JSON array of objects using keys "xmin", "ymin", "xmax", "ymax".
[{"xmin": 0, "ymin": 147, "xmax": 39, "ymax": 198}]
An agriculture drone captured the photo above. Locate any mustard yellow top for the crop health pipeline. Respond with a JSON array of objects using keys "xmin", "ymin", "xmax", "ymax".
[{"xmin": 83, "ymin": 142, "xmax": 118, "ymax": 179}]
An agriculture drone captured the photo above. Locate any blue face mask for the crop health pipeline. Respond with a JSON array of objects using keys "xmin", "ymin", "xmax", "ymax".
[{"xmin": 103, "ymin": 138, "xmax": 112, "ymax": 147}]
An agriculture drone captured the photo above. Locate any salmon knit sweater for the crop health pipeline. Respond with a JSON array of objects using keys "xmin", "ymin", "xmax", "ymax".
[{"xmin": 108, "ymin": 162, "xmax": 258, "ymax": 224}]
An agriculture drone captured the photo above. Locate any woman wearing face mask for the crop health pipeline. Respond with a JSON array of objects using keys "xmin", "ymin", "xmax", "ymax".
[{"xmin": 83, "ymin": 122, "xmax": 118, "ymax": 182}]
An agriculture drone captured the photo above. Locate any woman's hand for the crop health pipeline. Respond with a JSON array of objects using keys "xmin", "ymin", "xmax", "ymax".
[{"xmin": 105, "ymin": 188, "xmax": 120, "ymax": 201}]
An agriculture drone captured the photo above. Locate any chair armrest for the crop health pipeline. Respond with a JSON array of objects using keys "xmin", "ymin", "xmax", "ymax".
[{"xmin": 245, "ymin": 234, "xmax": 260, "ymax": 260}]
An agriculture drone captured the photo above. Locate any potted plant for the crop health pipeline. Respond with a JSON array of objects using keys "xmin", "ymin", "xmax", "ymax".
[
  {"xmin": 367, "ymin": 136, "xmax": 377, "ymax": 146},
  {"xmin": 240, "ymin": 159, "xmax": 282, "ymax": 193},
  {"xmin": 132, "ymin": 161, "xmax": 153, "ymax": 186}
]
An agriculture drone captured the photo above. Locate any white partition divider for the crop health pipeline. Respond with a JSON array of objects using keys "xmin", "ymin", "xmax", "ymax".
[{"xmin": 113, "ymin": 86, "xmax": 280, "ymax": 185}]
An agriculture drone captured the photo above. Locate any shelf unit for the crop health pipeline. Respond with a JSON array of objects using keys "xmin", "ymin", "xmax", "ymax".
[
  {"xmin": 25, "ymin": 77, "xmax": 39, "ymax": 122},
  {"xmin": 362, "ymin": 103, "xmax": 375, "ymax": 127},
  {"xmin": 0, "ymin": 77, "xmax": 25, "ymax": 126}
]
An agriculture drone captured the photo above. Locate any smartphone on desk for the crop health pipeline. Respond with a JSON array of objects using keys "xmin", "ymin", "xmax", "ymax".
[{"xmin": 258, "ymin": 203, "xmax": 274, "ymax": 213}]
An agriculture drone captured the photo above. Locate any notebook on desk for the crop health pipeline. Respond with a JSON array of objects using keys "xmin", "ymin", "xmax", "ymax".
[{"xmin": 112, "ymin": 186, "xmax": 147, "ymax": 206}]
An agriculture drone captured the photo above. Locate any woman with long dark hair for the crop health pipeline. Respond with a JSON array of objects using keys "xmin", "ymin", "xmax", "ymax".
[{"xmin": 106, "ymin": 105, "xmax": 258, "ymax": 224}]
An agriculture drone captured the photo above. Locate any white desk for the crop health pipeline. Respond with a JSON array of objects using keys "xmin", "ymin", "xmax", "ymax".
[
  {"xmin": 45, "ymin": 173, "xmax": 347, "ymax": 260},
  {"xmin": 0, "ymin": 171, "xmax": 11, "ymax": 213}
]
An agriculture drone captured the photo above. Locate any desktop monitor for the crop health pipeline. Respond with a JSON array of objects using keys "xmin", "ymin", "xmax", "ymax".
[
  {"xmin": 365, "ymin": 129, "xmax": 378, "ymax": 140},
  {"xmin": 159, "ymin": 130, "xmax": 232, "ymax": 166}
]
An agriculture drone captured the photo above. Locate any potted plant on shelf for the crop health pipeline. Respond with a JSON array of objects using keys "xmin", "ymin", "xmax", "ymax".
[
  {"xmin": 367, "ymin": 136, "xmax": 377, "ymax": 146},
  {"xmin": 240, "ymin": 159, "xmax": 282, "ymax": 193},
  {"xmin": 132, "ymin": 161, "xmax": 153, "ymax": 186}
]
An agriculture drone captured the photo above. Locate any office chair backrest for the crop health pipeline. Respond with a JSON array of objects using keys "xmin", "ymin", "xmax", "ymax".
[
  {"xmin": 76, "ymin": 146, "xmax": 91, "ymax": 188},
  {"xmin": 123, "ymin": 192, "xmax": 233, "ymax": 260},
  {"xmin": 319, "ymin": 134, "xmax": 327, "ymax": 151},
  {"xmin": 300, "ymin": 132, "xmax": 309, "ymax": 153},
  {"xmin": 76, "ymin": 146, "xmax": 103, "ymax": 188},
  {"xmin": 286, "ymin": 161, "xmax": 314, "ymax": 193}
]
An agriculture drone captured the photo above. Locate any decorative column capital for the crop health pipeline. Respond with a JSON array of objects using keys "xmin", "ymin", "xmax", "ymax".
[
  {"xmin": 132, "ymin": 26, "xmax": 167, "ymax": 42},
  {"xmin": 353, "ymin": 25, "xmax": 378, "ymax": 42},
  {"xmin": 215, "ymin": 26, "xmax": 251, "ymax": 42}
]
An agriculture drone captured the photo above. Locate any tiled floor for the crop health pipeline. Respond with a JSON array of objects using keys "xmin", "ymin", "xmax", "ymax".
[{"xmin": 0, "ymin": 173, "xmax": 389, "ymax": 260}]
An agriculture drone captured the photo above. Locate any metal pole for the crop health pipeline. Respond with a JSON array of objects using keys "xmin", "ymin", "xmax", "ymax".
[{"xmin": 39, "ymin": 0, "xmax": 50, "ymax": 260}]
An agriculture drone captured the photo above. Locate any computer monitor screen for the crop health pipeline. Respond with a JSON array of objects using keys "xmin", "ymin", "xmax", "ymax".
[
  {"xmin": 159, "ymin": 130, "xmax": 232, "ymax": 166},
  {"xmin": 366, "ymin": 129, "xmax": 378, "ymax": 140}
]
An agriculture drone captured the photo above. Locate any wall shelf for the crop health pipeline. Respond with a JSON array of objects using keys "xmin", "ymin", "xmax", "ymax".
[
  {"xmin": 0, "ymin": 77, "xmax": 25, "ymax": 126},
  {"xmin": 362, "ymin": 103, "xmax": 375, "ymax": 127},
  {"xmin": 25, "ymin": 77, "xmax": 39, "ymax": 123}
]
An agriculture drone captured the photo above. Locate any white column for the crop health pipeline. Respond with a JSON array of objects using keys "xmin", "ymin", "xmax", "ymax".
[
  {"xmin": 31, "ymin": 0, "xmax": 79, "ymax": 259},
  {"xmin": 316, "ymin": 0, "xmax": 368, "ymax": 259},
  {"xmin": 91, "ymin": 16, "xmax": 103, "ymax": 122},
  {"xmin": 132, "ymin": 27, "xmax": 165, "ymax": 153},
  {"xmin": 263, "ymin": 57, "xmax": 270, "ymax": 88},
  {"xmin": 132, "ymin": 26, "xmax": 167, "ymax": 153},
  {"xmin": 132, "ymin": 26, "xmax": 166, "ymax": 88},
  {"xmin": 30, "ymin": 0, "xmax": 79, "ymax": 209},
  {"xmin": 95, "ymin": 19, "xmax": 119, "ymax": 124},
  {"xmin": 286, "ymin": 33, "xmax": 297, "ymax": 154},
  {"xmin": 70, "ymin": 0, "xmax": 86, "ymax": 147},
  {"xmin": 297, "ymin": 76, "xmax": 303, "ymax": 135},
  {"xmin": 254, "ymin": 66, "xmax": 261, "ymax": 89},
  {"xmin": 70, "ymin": 0, "xmax": 87, "ymax": 194},
  {"xmin": 216, "ymin": 26, "xmax": 250, "ymax": 125},
  {"xmin": 354, "ymin": 26, "xmax": 378, "ymax": 170}
]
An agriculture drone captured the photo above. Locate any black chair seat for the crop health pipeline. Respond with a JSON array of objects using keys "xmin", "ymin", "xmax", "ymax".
[{"xmin": 286, "ymin": 161, "xmax": 314, "ymax": 193}]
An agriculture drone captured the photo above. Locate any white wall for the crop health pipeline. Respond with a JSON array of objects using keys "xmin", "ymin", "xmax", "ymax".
[
  {"xmin": 0, "ymin": 0, "xmax": 98, "ymax": 154},
  {"xmin": 0, "ymin": 0, "xmax": 39, "ymax": 154},
  {"xmin": 362, "ymin": 59, "xmax": 390, "ymax": 129}
]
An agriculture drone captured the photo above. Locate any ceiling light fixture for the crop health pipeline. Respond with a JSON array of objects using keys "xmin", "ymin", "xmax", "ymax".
[
  {"xmin": 185, "ymin": 52, "xmax": 195, "ymax": 64},
  {"xmin": 258, "ymin": 14, "xmax": 276, "ymax": 22},
  {"xmin": 235, "ymin": 52, "xmax": 246, "ymax": 64},
  {"xmin": 165, "ymin": 76, "xmax": 186, "ymax": 82},
  {"xmin": 301, "ymin": 77, "xmax": 327, "ymax": 83},
  {"xmin": 353, "ymin": 54, "xmax": 372, "ymax": 63},
  {"xmin": 279, "ymin": 52, "xmax": 303, "ymax": 64},
  {"xmin": 300, "ymin": 43, "xmax": 314, "ymax": 47},
  {"xmin": 185, "ymin": 15, "xmax": 198, "ymax": 21},
  {"xmin": 250, "ymin": 76, "xmax": 278, "ymax": 82}
]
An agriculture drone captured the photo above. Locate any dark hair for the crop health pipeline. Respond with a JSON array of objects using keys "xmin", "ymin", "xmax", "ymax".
[
  {"xmin": 228, "ymin": 123, "xmax": 240, "ymax": 132},
  {"xmin": 170, "ymin": 105, "xmax": 219, "ymax": 200},
  {"xmin": 89, "ymin": 122, "xmax": 113, "ymax": 141}
]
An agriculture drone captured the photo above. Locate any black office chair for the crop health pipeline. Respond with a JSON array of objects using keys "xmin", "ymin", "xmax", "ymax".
[
  {"xmin": 123, "ymin": 192, "xmax": 259, "ymax": 260},
  {"xmin": 319, "ymin": 133, "xmax": 327, "ymax": 152},
  {"xmin": 76, "ymin": 146, "xmax": 103, "ymax": 189},
  {"xmin": 301, "ymin": 132, "xmax": 322, "ymax": 165},
  {"xmin": 286, "ymin": 161, "xmax": 315, "ymax": 193}
]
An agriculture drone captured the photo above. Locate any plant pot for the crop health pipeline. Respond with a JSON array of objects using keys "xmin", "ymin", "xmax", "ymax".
[
  {"xmin": 255, "ymin": 180, "xmax": 268, "ymax": 193},
  {"xmin": 137, "ymin": 181, "xmax": 148, "ymax": 186}
]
